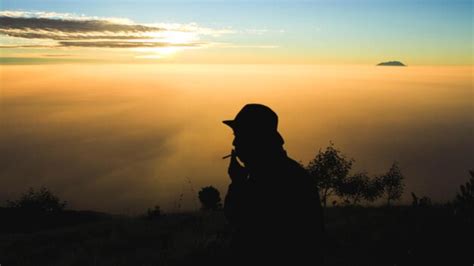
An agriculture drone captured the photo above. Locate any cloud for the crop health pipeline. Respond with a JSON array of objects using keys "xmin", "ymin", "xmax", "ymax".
[
  {"xmin": 0, "ymin": 30, "xmax": 157, "ymax": 40},
  {"xmin": 0, "ymin": 11, "xmax": 134, "ymax": 24},
  {"xmin": 0, "ymin": 16, "xmax": 164, "ymax": 33},
  {"xmin": 0, "ymin": 84, "xmax": 183, "ymax": 213},
  {"xmin": 0, "ymin": 11, "xmax": 226, "ymax": 49},
  {"xmin": 0, "ymin": 44, "xmax": 55, "ymax": 48},
  {"xmin": 211, "ymin": 42, "xmax": 278, "ymax": 49},
  {"xmin": 43, "ymin": 54, "xmax": 72, "ymax": 57},
  {"xmin": 0, "ymin": 11, "xmax": 279, "ymax": 53},
  {"xmin": 58, "ymin": 41, "xmax": 203, "ymax": 48}
]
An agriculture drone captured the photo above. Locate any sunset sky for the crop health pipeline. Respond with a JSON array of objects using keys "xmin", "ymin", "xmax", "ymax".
[
  {"xmin": 0, "ymin": 1, "xmax": 472, "ymax": 213},
  {"xmin": 1, "ymin": 0, "xmax": 472, "ymax": 65}
]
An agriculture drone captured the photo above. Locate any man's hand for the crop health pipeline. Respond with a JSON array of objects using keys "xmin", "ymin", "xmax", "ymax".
[{"xmin": 228, "ymin": 150, "xmax": 248, "ymax": 183}]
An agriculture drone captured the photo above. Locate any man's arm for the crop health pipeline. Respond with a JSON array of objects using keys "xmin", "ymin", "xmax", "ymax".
[
  {"xmin": 224, "ymin": 181, "xmax": 248, "ymax": 226},
  {"xmin": 224, "ymin": 151, "xmax": 249, "ymax": 226}
]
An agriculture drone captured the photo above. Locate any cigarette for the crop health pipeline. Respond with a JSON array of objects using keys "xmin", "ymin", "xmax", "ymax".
[{"xmin": 222, "ymin": 154, "xmax": 232, "ymax": 159}]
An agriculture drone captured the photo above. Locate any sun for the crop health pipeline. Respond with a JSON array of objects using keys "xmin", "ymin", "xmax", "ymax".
[{"xmin": 133, "ymin": 30, "xmax": 198, "ymax": 59}]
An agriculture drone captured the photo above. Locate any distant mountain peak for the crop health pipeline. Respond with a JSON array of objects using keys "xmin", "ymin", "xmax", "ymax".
[{"xmin": 377, "ymin": 61, "xmax": 406, "ymax": 66}]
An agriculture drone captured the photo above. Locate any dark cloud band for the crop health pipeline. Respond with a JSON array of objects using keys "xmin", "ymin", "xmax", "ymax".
[
  {"xmin": 0, "ymin": 30, "xmax": 155, "ymax": 40},
  {"xmin": 0, "ymin": 15, "xmax": 204, "ymax": 49},
  {"xmin": 58, "ymin": 41, "xmax": 203, "ymax": 48},
  {"xmin": 0, "ymin": 16, "xmax": 163, "ymax": 33}
]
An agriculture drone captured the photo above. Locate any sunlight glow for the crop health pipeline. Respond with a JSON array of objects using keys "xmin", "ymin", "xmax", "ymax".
[
  {"xmin": 134, "ymin": 47, "xmax": 182, "ymax": 59},
  {"xmin": 147, "ymin": 31, "xmax": 198, "ymax": 44}
]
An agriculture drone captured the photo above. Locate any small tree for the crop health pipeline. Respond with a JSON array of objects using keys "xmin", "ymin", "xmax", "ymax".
[
  {"xmin": 306, "ymin": 143, "xmax": 353, "ymax": 208},
  {"xmin": 364, "ymin": 176, "xmax": 384, "ymax": 203},
  {"xmin": 336, "ymin": 173, "xmax": 384, "ymax": 206},
  {"xmin": 336, "ymin": 173, "xmax": 369, "ymax": 205},
  {"xmin": 7, "ymin": 187, "xmax": 67, "ymax": 212},
  {"xmin": 198, "ymin": 186, "xmax": 222, "ymax": 211},
  {"xmin": 381, "ymin": 162, "xmax": 405, "ymax": 206}
]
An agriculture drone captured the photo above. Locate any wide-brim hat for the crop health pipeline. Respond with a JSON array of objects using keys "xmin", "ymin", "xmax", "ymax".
[{"xmin": 223, "ymin": 103, "xmax": 284, "ymax": 145}]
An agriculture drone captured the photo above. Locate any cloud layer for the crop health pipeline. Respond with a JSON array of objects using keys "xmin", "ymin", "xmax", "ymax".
[
  {"xmin": 0, "ymin": 11, "xmax": 218, "ymax": 49},
  {"xmin": 1, "ymin": 65, "xmax": 472, "ymax": 213}
]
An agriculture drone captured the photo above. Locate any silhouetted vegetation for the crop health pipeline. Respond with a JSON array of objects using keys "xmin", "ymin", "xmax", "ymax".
[
  {"xmin": 453, "ymin": 170, "xmax": 474, "ymax": 222},
  {"xmin": 198, "ymin": 186, "xmax": 222, "ymax": 211},
  {"xmin": 306, "ymin": 143, "xmax": 353, "ymax": 207},
  {"xmin": 144, "ymin": 205, "xmax": 162, "ymax": 220},
  {"xmin": 1, "ymin": 162, "xmax": 471, "ymax": 265},
  {"xmin": 362, "ymin": 175, "xmax": 384, "ymax": 203},
  {"xmin": 1, "ymin": 202, "xmax": 471, "ymax": 265},
  {"xmin": 380, "ymin": 162, "xmax": 405, "ymax": 206},
  {"xmin": 1, "ymin": 187, "xmax": 106, "ymax": 234},
  {"xmin": 6, "ymin": 186, "xmax": 67, "ymax": 212},
  {"xmin": 336, "ymin": 172, "xmax": 382, "ymax": 205},
  {"xmin": 306, "ymin": 143, "xmax": 400, "ymax": 207},
  {"xmin": 411, "ymin": 192, "xmax": 432, "ymax": 208}
]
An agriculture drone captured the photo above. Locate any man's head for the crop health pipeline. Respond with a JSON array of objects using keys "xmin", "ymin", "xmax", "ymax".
[{"xmin": 223, "ymin": 104, "xmax": 284, "ymax": 165}]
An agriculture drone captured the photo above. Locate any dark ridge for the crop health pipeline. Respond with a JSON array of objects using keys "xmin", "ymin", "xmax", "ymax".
[{"xmin": 377, "ymin": 61, "xmax": 406, "ymax": 66}]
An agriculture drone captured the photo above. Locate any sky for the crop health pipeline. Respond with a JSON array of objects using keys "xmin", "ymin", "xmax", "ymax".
[
  {"xmin": 0, "ymin": 0, "xmax": 472, "ymax": 65},
  {"xmin": 0, "ymin": 1, "xmax": 472, "ymax": 213}
]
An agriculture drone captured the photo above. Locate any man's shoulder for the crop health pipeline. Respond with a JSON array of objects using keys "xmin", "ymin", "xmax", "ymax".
[
  {"xmin": 280, "ymin": 157, "xmax": 318, "ymax": 199},
  {"xmin": 283, "ymin": 157, "xmax": 310, "ymax": 177},
  {"xmin": 284, "ymin": 156, "xmax": 305, "ymax": 169}
]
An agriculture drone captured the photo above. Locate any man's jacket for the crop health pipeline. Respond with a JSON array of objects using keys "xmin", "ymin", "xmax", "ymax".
[{"xmin": 224, "ymin": 152, "xmax": 325, "ymax": 265}]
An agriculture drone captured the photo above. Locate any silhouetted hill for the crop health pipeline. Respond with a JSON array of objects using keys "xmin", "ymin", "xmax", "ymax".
[
  {"xmin": 0, "ymin": 207, "xmax": 112, "ymax": 233},
  {"xmin": 377, "ymin": 61, "xmax": 406, "ymax": 66},
  {"xmin": 0, "ymin": 207, "xmax": 471, "ymax": 265}
]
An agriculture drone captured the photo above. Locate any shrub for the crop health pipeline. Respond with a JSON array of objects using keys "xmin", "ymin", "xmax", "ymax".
[
  {"xmin": 6, "ymin": 187, "xmax": 67, "ymax": 212},
  {"xmin": 198, "ymin": 186, "xmax": 221, "ymax": 211},
  {"xmin": 144, "ymin": 205, "xmax": 162, "ymax": 220}
]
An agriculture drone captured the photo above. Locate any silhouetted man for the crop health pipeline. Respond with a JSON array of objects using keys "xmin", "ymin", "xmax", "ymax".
[{"xmin": 223, "ymin": 104, "xmax": 324, "ymax": 265}]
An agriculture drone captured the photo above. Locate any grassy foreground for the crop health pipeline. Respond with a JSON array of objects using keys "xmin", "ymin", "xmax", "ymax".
[{"xmin": 0, "ymin": 206, "xmax": 470, "ymax": 266}]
